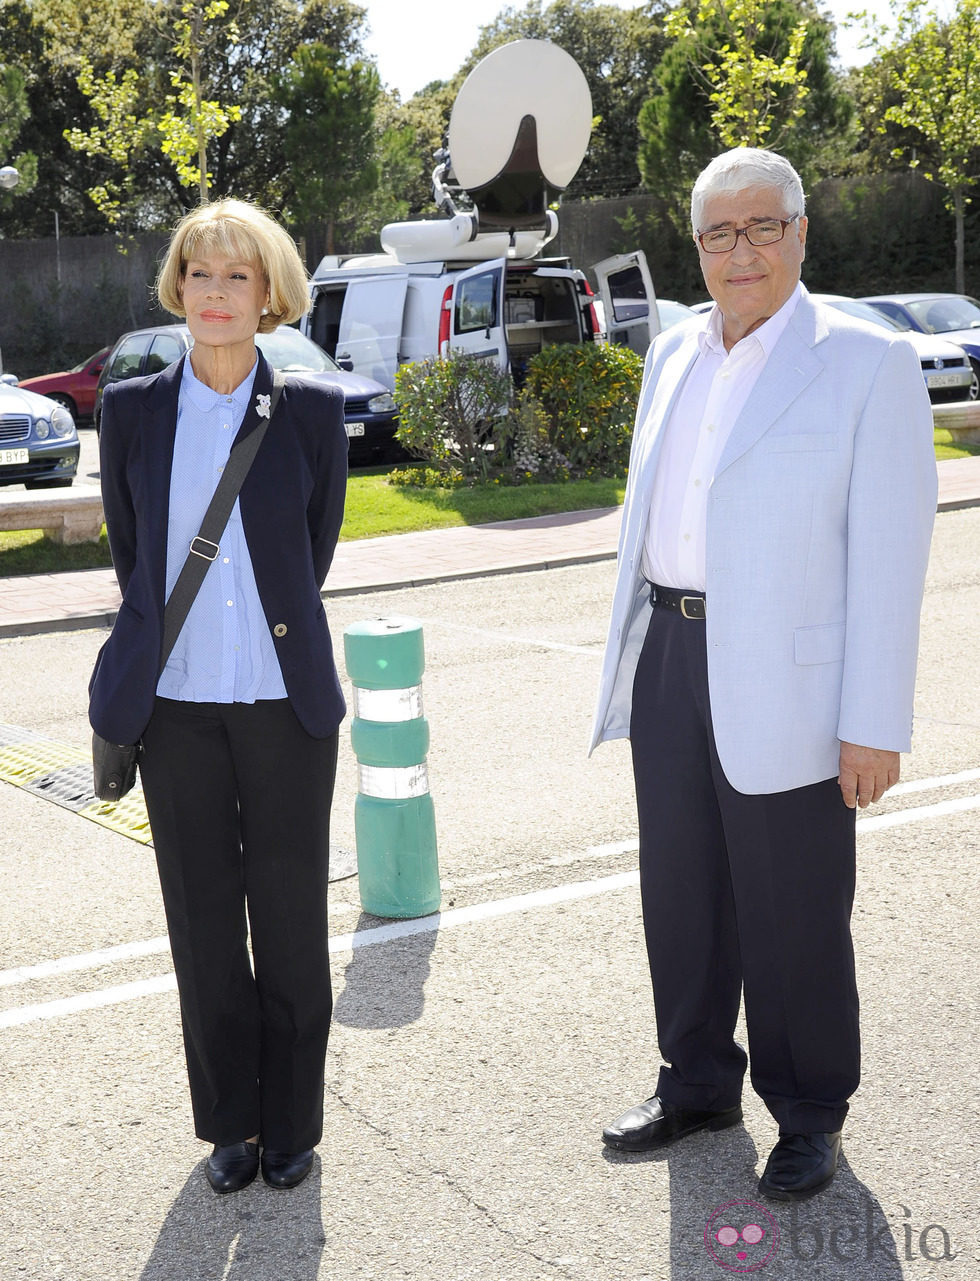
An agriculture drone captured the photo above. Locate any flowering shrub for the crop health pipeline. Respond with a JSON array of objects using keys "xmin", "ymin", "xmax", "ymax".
[
  {"xmin": 391, "ymin": 342, "xmax": 643, "ymax": 487},
  {"xmin": 393, "ymin": 351, "xmax": 513, "ymax": 483}
]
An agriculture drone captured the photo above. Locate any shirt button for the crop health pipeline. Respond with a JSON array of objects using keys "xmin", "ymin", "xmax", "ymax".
[
  {"xmin": 226, "ymin": 600, "xmax": 234, "ymax": 607},
  {"xmin": 273, "ymin": 623, "xmax": 288, "ymax": 637},
  {"xmin": 694, "ymin": 478, "xmax": 702, "ymax": 487},
  {"xmin": 223, "ymin": 557, "xmax": 230, "ymax": 564},
  {"xmin": 222, "ymin": 423, "xmax": 231, "ymax": 431}
]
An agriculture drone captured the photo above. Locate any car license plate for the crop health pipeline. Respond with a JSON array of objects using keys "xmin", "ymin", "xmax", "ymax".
[
  {"xmin": 0, "ymin": 448, "xmax": 29, "ymax": 466},
  {"xmin": 345, "ymin": 422, "xmax": 365, "ymax": 437},
  {"xmin": 927, "ymin": 371, "xmax": 969, "ymax": 388}
]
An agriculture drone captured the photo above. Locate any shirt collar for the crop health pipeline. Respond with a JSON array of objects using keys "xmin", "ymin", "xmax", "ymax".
[
  {"xmin": 698, "ymin": 282, "xmax": 804, "ymax": 359},
  {"xmin": 180, "ymin": 351, "xmax": 259, "ymax": 412}
]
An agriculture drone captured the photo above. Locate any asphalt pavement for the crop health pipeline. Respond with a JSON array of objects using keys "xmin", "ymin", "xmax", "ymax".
[{"xmin": 0, "ymin": 473, "xmax": 978, "ymax": 1279}]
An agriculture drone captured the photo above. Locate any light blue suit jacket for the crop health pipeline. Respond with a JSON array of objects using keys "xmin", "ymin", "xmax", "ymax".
[{"xmin": 590, "ymin": 288, "xmax": 937, "ymax": 794}]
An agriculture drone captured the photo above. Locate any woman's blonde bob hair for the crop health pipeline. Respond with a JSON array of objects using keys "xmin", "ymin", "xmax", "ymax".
[{"xmin": 156, "ymin": 198, "xmax": 310, "ymax": 334}]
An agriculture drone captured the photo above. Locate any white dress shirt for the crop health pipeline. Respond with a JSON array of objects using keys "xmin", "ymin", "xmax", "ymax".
[{"xmin": 642, "ymin": 284, "xmax": 803, "ymax": 590}]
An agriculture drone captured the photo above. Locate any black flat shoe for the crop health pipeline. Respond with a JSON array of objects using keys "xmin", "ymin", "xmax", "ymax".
[
  {"xmin": 261, "ymin": 1148, "xmax": 315, "ymax": 1189},
  {"xmin": 758, "ymin": 1131, "xmax": 842, "ymax": 1201},
  {"xmin": 205, "ymin": 1141, "xmax": 260, "ymax": 1194},
  {"xmin": 602, "ymin": 1095, "xmax": 742, "ymax": 1152}
]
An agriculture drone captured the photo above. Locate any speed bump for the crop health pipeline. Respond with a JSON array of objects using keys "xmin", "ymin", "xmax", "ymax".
[
  {"xmin": 0, "ymin": 721, "xmax": 357, "ymax": 877},
  {"xmin": 0, "ymin": 722, "xmax": 153, "ymax": 843}
]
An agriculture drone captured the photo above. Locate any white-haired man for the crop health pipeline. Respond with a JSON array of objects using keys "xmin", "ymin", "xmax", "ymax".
[{"xmin": 592, "ymin": 147, "xmax": 936, "ymax": 1199}]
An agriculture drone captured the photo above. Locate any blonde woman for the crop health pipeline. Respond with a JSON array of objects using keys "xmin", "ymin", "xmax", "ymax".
[{"xmin": 90, "ymin": 200, "xmax": 347, "ymax": 1193}]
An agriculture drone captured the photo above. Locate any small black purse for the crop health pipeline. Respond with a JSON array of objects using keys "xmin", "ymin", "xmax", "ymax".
[
  {"xmin": 92, "ymin": 371, "xmax": 284, "ymax": 803},
  {"xmin": 92, "ymin": 734, "xmax": 141, "ymax": 801}
]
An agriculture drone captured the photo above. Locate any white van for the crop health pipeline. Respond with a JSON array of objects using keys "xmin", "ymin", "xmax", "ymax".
[{"xmin": 301, "ymin": 42, "xmax": 658, "ymax": 390}]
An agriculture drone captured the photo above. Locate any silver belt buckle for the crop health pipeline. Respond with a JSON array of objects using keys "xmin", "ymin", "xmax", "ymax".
[
  {"xmin": 189, "ymin": 536, "xmax": 220, "ymax": 561},
  {"xmin": 680, "ymin": 595, "xmax": 704, "ymax": 620}
]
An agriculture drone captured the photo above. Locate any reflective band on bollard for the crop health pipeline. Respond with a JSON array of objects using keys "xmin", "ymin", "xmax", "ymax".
[{"xmin": 343, "ymin": 616, "xmax": 440, "ymax": 919}]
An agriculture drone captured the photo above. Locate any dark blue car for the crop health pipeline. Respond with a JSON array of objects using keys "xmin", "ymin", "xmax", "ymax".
[{"xmin": 94, "ymin": 324, "xmax": 402, "ymax": 462}]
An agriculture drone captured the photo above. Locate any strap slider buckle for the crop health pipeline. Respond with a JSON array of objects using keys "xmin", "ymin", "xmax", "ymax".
[{"xmin": 189, "ymin": 536, "xmax": 220, "ymax": 562}]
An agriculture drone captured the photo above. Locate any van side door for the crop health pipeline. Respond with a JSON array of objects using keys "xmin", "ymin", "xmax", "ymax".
[
  {"xmin": 327, "ymin": 275, "xmax": 409, "ymax": 390},
  {"xmin": 593, "ymin": 252, "xmax": 659, "ymax": 355},
  {"xmin": 448, "ymin": 259, "xmax": 508, "ymax": 373}
]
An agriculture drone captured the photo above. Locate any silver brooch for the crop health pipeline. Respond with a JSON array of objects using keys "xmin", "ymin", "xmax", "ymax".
[{"xmin": 255, "ymin": 393, "xmax": 271, "ymax": 419}]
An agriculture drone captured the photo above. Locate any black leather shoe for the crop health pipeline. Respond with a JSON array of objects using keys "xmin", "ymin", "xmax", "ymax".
[
  {"xmin": 205, "ymin": 1141, "xmax": 259, "ymax": 1194},
  {"xmin": 261, "ymin": 1148, "xmax": 315, "ymax": 1189},
  {"xmin": 602, "ymin": 1095, "xmax": 742, "ymax": 1152},
  {"xmin": 758, "ymin": 1131, "xmax": 842, "ymax": 1200}
]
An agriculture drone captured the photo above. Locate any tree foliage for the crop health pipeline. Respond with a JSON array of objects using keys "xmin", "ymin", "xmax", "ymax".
[
  {"xmin": 274, "ymin": 43, "xmax": 381, "ymax": 252},
  {"xmin": 639, "ymin": 0, "xmax": 851, "ymax": 215},
  {"xmin": 877, "ymin": 0, "xmax": 980, "ymax": 292},
  {"xmin": 0, "ymin": 61, "xmax": 38, "ymax": 211}
]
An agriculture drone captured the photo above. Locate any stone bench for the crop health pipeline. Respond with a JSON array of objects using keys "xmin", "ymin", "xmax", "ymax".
[
  {"xmin": 932, "ymin": 401, "xmax": 980, "ymax": 445},
  {"xmin": 0, "ymin": 484, "xmax": 105, "ymax": 544}
]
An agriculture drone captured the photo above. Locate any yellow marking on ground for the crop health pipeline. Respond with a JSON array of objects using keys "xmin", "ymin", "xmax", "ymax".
[
  {"xmin": 0, "ymin": 740, "xmax": 89, "ymax": 785},
  {"xmin": 0, "ymin": 725, "xmax": 153, "ymax": 845},
  {"xmin": 80, "ymin": 797, "xmax": 153, "ymax": 844}
]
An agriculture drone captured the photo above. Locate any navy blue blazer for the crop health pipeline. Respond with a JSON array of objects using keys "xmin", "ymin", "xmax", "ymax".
[{"xmin": 89, "ymin": 352, "xmax": 348, "ymax": 745}]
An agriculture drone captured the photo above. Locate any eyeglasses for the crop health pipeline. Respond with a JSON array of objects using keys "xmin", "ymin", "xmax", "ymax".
[{"xmin": 696, "ymin": 215, "xmax": 800, "ymax": 254}]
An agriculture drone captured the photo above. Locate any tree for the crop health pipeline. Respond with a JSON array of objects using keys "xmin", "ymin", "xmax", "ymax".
[
  {"xmin": 878, "ymin": 0, "xmax": 980, "ymax": 293},
  {"xmin": 65, "ymin": 0, "xmax": 242, "ymax": 223},
  {"xmin": 157, "ymin": 0, "xmax": 242, "ymax": 201},
  {"xmin": 0, "ymin": 62, "xmax": 38, "ymax": 214},
  {"xmin": 273, "ymin": 43, "xmax": 381, "ymax": 254},
  {"xmin": 638, "ymin": 0, "xmax": 851, "ymax": 214},
  {"xmin": 664, "ymin": 0, "xmax": 810, "ymax": 148},
  {"xmin": 4, "ymin": 0, "xmax": 373, "ymax": 233}
]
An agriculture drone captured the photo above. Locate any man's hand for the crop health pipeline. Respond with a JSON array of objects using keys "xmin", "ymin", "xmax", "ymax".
[{"xmin": 838, "ymin": 741, "xmax": 900, "ymax": 809}]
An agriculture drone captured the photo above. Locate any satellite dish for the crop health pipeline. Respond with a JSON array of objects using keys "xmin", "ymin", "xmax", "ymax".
[{"xmin": 447, "ymin": 40, "xmax": 592, "ymax": 231}]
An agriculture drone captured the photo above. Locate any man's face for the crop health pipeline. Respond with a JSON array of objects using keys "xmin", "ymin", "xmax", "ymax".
[{"xmin": 696, "ymin": 184, "xmax": 807, "ymax": 346}]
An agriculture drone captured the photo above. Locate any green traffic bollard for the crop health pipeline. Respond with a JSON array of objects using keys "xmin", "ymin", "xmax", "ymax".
[{"xmin": 343, "ymin": 616, "xmax": 440, "ymax": 919}]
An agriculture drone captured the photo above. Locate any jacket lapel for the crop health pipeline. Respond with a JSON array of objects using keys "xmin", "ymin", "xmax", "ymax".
[
  {"xmin": 139, "ymin": 358, "xmax": 183, "ymax": 599},
  {"xmin": 231, "ymin": 352, "xmax": 275, "ymax": 449},
  {"xmin": 716, "ymin": 293, "xmax": 829, "ymax": 476}
]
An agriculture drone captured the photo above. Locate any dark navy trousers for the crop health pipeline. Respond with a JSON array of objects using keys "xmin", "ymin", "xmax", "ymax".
[
  {"xmin": 630, "ymin": 600, "xmax": 860, "ymax": 1134},
  {"xmin": 140, "ymin": 697, "xmax": 338, "ymax": 1151}
]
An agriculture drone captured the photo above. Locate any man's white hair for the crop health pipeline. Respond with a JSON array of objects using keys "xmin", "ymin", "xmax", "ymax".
[{"xmin": 691, "ymin": 147, "xmax": 806, "ymax": 233}]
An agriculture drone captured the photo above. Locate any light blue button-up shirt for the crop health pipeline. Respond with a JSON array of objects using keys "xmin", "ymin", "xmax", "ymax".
[{"xmin": 157, "ymin": 357, "xmax": 287, "ymax": 704}]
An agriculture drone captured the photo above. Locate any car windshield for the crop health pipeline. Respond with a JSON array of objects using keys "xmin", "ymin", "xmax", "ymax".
[
  {"xmin": 255, "ymin": 328, "xmax": 338, "ymax": 373},
  {"xmin": 827, "ymin": 299, "xmax": 902, "ymax": 331},
  {"xmin": 906, "ymin": 295, "xmax": 980, "ymax": 334}
]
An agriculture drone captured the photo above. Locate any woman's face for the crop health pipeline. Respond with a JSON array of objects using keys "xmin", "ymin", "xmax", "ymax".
[{"xmin": 180, "ymin": 251, "xmax": 269, "ymax": 351}]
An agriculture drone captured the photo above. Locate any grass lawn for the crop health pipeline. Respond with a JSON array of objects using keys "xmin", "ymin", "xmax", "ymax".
[
  {"xmin": 0, "ymin": 468, "xmax": 627, "ymax": 577},
  {"xmin": 0, "ymin": 432, "xmax": 974, "ymax": 578}
]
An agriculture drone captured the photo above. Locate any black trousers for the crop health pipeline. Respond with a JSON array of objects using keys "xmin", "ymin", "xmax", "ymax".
[
  {"xmin": 139, "ymin": 697, "xmax": 338, "ymax": 1151},
  {"xmin": 630, "ymin": 602, "xmax": 860, "ymax": 1133}
]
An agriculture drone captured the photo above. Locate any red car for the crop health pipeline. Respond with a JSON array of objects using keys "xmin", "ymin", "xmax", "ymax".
[{"xmin": 19, "ymin": 347, "xmax": 110, "ymax": 424}]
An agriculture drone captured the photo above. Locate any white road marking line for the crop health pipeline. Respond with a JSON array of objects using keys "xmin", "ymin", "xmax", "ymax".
[
  {"xmin": 887, "ymin": 767, "xmax": 980, "ymax": 797},
  {"xmin": 855, "ymin": 793, "xmax": 980, "ymax": 831},
  {"xmin": 0, "ymin": 936, "xmax": 170, "ymax": 989},
  {"xmin": 427, "ymin": 616, "xmax": 600, "ymax": 656},
  {"xmin": 0, "ymin": 974, "xmax": 178, "ymax": 1028},
  {"xmin": 0, "ymin": 872, "xmax": 639, "ymax": 1030},
  {"xmin": 2, "ymin": 785, "xmax": 978, "ymax": 1030}
]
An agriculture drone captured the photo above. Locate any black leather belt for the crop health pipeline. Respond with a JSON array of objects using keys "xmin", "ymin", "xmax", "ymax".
[{"xmin": 649, "ymin": 582, "xmax": 706, "ymax": 620}]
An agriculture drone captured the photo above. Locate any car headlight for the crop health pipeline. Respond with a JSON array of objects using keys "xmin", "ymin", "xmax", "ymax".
[
  {"xmin": 367, "ymin": 392, "xmax": 396, "ymax": 413},
  {"xmin": 34, "ymin": 417, "xmax": 50, "ymax": 439},
  {"xmin": 51, "ymin": 406, "xmax": 76, "ymax": 438}
]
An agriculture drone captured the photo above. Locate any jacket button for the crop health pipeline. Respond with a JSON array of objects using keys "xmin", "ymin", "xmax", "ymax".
[{"xmin": 273, "ymin": 623, "xmax": 287, "ymax": 637}]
